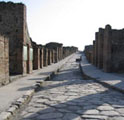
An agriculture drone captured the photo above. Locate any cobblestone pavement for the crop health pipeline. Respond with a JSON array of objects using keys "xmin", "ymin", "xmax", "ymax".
[{"xmin": 17, "ymin": 53, "xmax": 124, "ymax": 120}]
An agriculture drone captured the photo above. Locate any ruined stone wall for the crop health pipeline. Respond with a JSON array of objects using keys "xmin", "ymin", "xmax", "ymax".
[
  {"xmin": 45, "ymin": 42, "xmax": 63, "ymax": 63},
  {"xmin": 85, "ymin": 24, "xmax": 124, "ymax": 73},
  {"xmin": 0, "ymin": 2, "xmax": 33, "ymax": 75},
  {"xmin": 84, "ymin": 45, "xmax": 93, "ymax": 63},
  {"xmin": 0, "ymin": 35, "xmax": 9, "ymax": 85},
  {"xmin": 110, "ymin": 30, "xmax": 124, "ymax": 72},
  {"xmin": 63, "ymin": 46, "xmax": 78, "ymax": 59},
  {"xmin": 0, "ymin": 1, "xmax": 79, "ymax": 87}
]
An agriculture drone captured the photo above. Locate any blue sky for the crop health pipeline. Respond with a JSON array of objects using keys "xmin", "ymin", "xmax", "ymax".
[{"xmin": 1, "ymin": 0, "xmax": 124, "ymax": 50}]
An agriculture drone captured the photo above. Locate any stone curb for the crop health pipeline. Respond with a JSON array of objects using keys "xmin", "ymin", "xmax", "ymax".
[
  {"xmin": 0, "ymin": 54, "xmax": 73, "ymax": 120},
  {"xmin": 0, "ymin": 69, "xmax": 59, "ymax": 120},
  {"xmin": 79, "ymin": 63, "xmax": 124, "ymax": 94}
]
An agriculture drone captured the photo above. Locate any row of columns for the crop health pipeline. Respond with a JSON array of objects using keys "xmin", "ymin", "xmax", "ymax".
[{"xmin": 0, "ymin": 38, "xmax": 78, "ymax": 86}]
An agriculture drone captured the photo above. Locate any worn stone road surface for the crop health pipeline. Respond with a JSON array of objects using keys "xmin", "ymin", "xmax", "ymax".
[{"xmin": 17, "ymin": 53, "xmax": 124, "ymax": 120}]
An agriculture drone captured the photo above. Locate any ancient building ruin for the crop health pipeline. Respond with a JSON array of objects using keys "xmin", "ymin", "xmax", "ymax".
[
  {"xmin": 84, "ymin": 45, "xmax": 93, "ymax": 64},
  {"xmin": 0, "ymin": 2, "xmax": 33, "ymax": 75},
  {"xmin": 85, "ymin": 24, "xmax": 124, "ymax": 73},
  {"xmin": 45, "ymin": 42, "xmax": 63, "ymax": 63},
  {"xmin": 0, "ymin": 1, "xmax": 78, "ymax": 86}
]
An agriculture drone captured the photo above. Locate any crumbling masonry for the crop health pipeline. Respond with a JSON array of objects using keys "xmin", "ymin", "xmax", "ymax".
[
  {"xmin": 0, "ymin": 2, "xmax": 78, "ymax": 86},
  {"xmin": 85, "ymin": 25, "xmax": 124, "ymax": 73}
]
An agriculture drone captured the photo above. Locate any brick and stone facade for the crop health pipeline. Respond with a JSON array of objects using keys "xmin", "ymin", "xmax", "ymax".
[
  {"xmin": 45, "ymin": 42, "xmax": 63, "ymax": 63},
  {"xmin": 0, "ymin": 35, "xmax": 9, "ymax": 85},
  {"xmin": 0, "ymin": 1, "xmax": 78, "ymax": 86},
  {"xmin": 63, "ymin": 46, "xmax": 78, "ymax": 58},
  {"xmin": 0, "ymin": 2, "xmax": 33, "ymax": 75},
  {"xmin": 85, "ymin": 24, "xmax": 124, "ymax": 73},
  {"xmin": 84, "ymin": 45, "xmax": 93, "ymax": 64}
]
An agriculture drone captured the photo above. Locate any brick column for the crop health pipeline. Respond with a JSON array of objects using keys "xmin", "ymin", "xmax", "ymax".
[
  {"xmin": 55, "ymin": 47, "xmax": 59, "ymax": 63},
  {"xmin": 103, "ymin": 25, "xmax": 112, "ymax": 72},
  {"xmin": 48, "ymin": 49, "xmax": 52, "ymax": 65},
  {"xmin": 43, "ymin": 48, "xmax": 48, "ymax": 66},
  {"xmin": 51, "ymin": 50, "xmax": 55, "ymax": 63},
  {"xmin": 93, "ymin": 40, "xmax": 96, "ymax": 65},
  {"xmin": 33, "ymin": 42, "xmax": 40, "ymax": 70},
  {"xmin": 40, "ymin": 47, "xmax": 44, "ymax": 68},
  {"xmin": 97, "ymin": 28, "xmax": 104, "ymax": 69},
  {"xmin": 95, "ymin": 32, "xmax": 98, "ymax": 67}
]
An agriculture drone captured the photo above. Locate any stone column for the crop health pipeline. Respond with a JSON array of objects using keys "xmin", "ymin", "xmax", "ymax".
[
  {"xmin": 93, "ymin": 40, "xmax": 96, "ymax": 65},
  {"xmin": 55, "ymin": 47, "xmax": 59, "ymax": 63},
  {"xmin": 95, "ymin": 32, "xmax": 98, "ymax": 67},
  {"xmin": 33, "ymin": 42, "xmax": 40, "ymax": 70},
  {"xmin": 103, "ymin": 25, "xmax": 112, "ymax": 72},
  {"xmin": 40, "ymin": 47, "xmax": 44, "ymax": 68},
  {"xmin": 97, "ymin": 28, "xmax": 104, "ymax": 69},
  {"xmin": 43, "ymin": 48, "xmax": 48, "ymax": 66},
  {"xmin": 0, "ymin": 35, "xmax": 9, "ymax": 85},
  {"xmin": 51, "ymin": 50, "xmax": 55, "ymax": 63},
  {"xmin": 27, "ymin": 44, "xmax": 33, "ymax": 73},
  {"xmin": 48, "ymin": 49, "xmax": 52, "ymax": 65}
]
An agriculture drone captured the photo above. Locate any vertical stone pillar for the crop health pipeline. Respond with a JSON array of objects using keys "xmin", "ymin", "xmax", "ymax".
[
  {"xmin": 32, "ymin": 42, "xmax": 40, "ymax": 70},
  {"xmin": 40, "ymin": 47, "xmax": 44, "ymax": 68},
  {"xmin": 27, "ymin": 44, "xmax": 33, "ymax": 73},
  {"xmin": 95, "ymin": 32, "xmax": 98, "ymax": 67},
  {"xmin": 43, "ymin": 48, "xmax": 48, "ymax": 66},
  {"xmin": 0, "ymin": 35, "xmax": 9, "ymax": 85},
  {"xmin": 48, "ymin": 49, "xmax": 52, "ymax": 65},
  {"xmin": 97, "ymin": 28, "xmax": 104, "ymax": 69},
  {"xmin": 60, "ymin": 47, "xmax": 63, "ymax": 60},
  {"xmin": 51, "ymin": 49, "xmax": 55, "ymax": 63},
  {"xmin": 4, "ymin": 37, "xmax": 9, "ymax": 84},
  {"xmin": 103, "ymin": 25, "xmax": 112, "ymax": 72},
  {"xmin": 55, "ymin": 47, "xmax": 59, "ymax": 63},
  {"xmin": 93, "ymin": 40, "xmax": 96, "ymax": 65}
]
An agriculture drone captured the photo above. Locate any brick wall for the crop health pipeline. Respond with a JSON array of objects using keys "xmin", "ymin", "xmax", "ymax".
[{"xmin": 0, "ymin": 2, "xmax": 33, "ymax": 75}]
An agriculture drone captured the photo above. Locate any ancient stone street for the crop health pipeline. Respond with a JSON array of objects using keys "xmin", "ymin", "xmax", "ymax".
[{"xmin": 15, "ymin": 53, "xmax": 124, "ymax": 120}]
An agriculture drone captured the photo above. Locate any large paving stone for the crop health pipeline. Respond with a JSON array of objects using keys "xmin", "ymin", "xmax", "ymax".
[
  {"xmin": 100, "ymin": 110, "xmax": 120, "ymax": 116},
  {"xmin": 83, "ymin": 109, "xmax": 99, "ymax": 114},
  {"xmin": 37, "ymin": 112, "xmax": 63, "ymax": 119},
  {"xmin": 97, "ymin": 105, "xmax": 114, "ymax": 111}
]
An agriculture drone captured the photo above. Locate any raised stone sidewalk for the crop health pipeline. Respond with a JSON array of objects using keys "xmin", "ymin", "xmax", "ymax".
[
  {"xmin": 80, "ymin": 53, "xmax": 124, "ymax": 93},
  {"xmin": 0, "ymin": 53, "xmax": 75, "ymax": 120}
]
